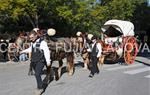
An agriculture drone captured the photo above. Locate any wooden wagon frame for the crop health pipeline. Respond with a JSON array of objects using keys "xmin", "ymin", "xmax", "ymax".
[{"xmin": 101, "ymin": 20, "xmax": 138, "ymax": 65}]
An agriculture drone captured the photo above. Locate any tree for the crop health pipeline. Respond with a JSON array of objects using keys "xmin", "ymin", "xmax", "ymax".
[
  {"xmin": 0, "ymin": 0, "xmax": 148, "ymax": 37},
  {"xmin": 0, "ymin": 0, "xmax": 37, "ymax": 31}
]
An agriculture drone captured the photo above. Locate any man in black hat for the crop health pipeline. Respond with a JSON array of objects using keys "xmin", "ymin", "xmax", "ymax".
[{"xmin": 88, "ymin": 36, "xmax": 102, "ymax": 78}]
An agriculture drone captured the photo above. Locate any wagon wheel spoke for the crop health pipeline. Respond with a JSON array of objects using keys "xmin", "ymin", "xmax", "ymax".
[{"xmin": 124, "ymin": 37, "xmax": 138, "ymax": 65}]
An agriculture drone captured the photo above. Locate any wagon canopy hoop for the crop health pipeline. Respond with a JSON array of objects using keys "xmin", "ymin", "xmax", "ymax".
[{"xmin": 101, "ymin": 20, "xmax": 135, "ymax": 37}]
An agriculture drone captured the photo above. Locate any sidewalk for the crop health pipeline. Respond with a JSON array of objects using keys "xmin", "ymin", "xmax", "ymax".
[{"xmin": 135, "ymin": 56, "xmax": 150, "ymax": 65}]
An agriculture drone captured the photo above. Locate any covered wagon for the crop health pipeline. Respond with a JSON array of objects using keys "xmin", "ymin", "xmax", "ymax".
[{"xmin": 101, "ymin": 20, "xmax": 138, "ymax": 64}]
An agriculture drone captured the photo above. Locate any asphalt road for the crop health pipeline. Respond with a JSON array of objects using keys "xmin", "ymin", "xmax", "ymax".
[{"xmin": 0, "ymin": 55, "xmax": 149, "ymax": 95}]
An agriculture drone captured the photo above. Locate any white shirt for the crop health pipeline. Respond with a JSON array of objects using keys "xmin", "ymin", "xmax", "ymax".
[
  {"xmin": 92, "ymin": 41, "xmax": 102, "ymax": 58},
  {"xmin": 87, "ymin": 41, "xmax": 102, "ymax": 58},
  {"xmin": 21, "ymin": 39, "xmax": 51, "ymax": 66}
]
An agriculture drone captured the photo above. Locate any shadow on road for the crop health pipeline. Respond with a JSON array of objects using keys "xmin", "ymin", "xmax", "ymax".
[
  {"xmin": 40, "ymin": 67, "xmax": 61, "ymax": 94},
  {"xmin": 74, "ymin": 61, "xmax": 84, "ymax": 68},
  {"xmin": 135, "ymin": 59, "xmax": 150, "ymax": 66},
  {"xmin": 136, "ymin": 51, "xmax": 150, "ymax": 66}
]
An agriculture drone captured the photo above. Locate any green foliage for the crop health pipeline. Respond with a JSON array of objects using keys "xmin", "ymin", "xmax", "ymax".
[
  {"xmin": 0, "ymin": 0, "xmax": 148, "ymax": 36},
  {"xmin": 132, "ymin": 0, "xmax": 149, "ymax": 31}
]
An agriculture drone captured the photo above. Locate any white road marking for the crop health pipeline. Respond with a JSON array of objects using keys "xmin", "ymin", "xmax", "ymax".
[
  {"xmin": 144, "ymin": 75, "xmax": 150, "ymax": 78},
  {"xmin": 124, "ymin": 67, "xmax": 150, "ymax": 75},
  {"xmin": 105, "ymin": 64, "xmax": 143, "ymax": 71}
]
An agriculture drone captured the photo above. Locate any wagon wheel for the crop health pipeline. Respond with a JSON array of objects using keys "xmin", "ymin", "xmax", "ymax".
[{"xmin": 124, "ymin": 37, "xmax": 138, "ymax": 65}]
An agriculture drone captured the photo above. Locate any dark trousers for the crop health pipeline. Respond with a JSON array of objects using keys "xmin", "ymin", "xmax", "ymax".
[
  {"xmin": 90, "ymin": 56, "xmax": 99, "ymax": 75},
  {"xmin": 32, "ymin": 61, "xmax": 45, "ymax": 89}
]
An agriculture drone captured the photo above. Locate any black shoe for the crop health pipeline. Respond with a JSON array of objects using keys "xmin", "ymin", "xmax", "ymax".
[
  {"xmin": 34, "ymin": 88, "xmax": 44, "ymax": 95},
  {"xmin": 96, "ymin": 71, "xmax": 99, "ymax": 74},
  {"xmin": 88, "ymin": 74, "xmax": 94, "ymax": 78},
  {"xmin": 54, "ymin": 69, "xmax": 59, "ymax": 81}
]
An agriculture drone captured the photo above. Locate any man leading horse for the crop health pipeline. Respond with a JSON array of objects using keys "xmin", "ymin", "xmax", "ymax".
[{"xmin": 20, "ymin": 30, "xmax": 51, "ymax": 95}]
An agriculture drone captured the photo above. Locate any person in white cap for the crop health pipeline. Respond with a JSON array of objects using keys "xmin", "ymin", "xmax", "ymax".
[{"xmin": 88, "ymin": 35, "xmax": 102, "ymax": 78}]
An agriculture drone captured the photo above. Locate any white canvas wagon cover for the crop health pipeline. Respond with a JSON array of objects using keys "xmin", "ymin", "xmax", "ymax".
[{"xmin": 101, "ymin": 20, "xmax": 135, "ymax": 37}]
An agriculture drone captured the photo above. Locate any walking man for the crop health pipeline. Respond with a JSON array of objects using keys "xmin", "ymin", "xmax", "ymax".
[
  {"xmin": 21, "ymin": 30, "xmax": 51, "ymax": 95},
  {"xmin": 88, "ymin": 35, "xmax": 102, "ymax": 78}
]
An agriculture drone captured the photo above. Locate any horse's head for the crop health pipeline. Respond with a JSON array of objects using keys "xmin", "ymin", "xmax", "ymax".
[
  {"xmin": 37, "ymin": 29, "xmax": 46, "ymax": 37},
  {"xmin": 74, "ymin": 32, "xmax": 90, "ymax": 53}
]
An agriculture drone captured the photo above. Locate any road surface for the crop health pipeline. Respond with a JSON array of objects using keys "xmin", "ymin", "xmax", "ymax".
[{"xmin": 0, "ymin": 56, "xmax": 149, "ymax": 95}]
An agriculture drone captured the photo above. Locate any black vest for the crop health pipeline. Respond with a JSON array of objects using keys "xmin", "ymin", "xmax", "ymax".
[
  {"xmin": 91, "ymin": 43, "xmax": 98, "ymax": 57},
  {"xmin": 31, "ymin": 38, "xmax": 46, "ymax": 63}
]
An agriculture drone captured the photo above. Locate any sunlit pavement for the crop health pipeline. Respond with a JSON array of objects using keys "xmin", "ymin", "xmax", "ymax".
[{"xmin": 0, "ymin": 55, "xmax": 149, "ymax": 95}]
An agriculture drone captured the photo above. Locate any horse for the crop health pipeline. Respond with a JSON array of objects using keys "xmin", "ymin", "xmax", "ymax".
[
  {"xmin": 47, "ymin": 37, "xmax": 74, "ymax": 78},
  {"xmin": 75, "ymin": 32, "xmax": 91, "ymax": 70},
  {"xmin": 28, "ymin": 29, "xmax": 75, "ymax": 81},
  {"xmin": 75, "ymin": 33, "xmax": 107, "ymax": 69}
]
